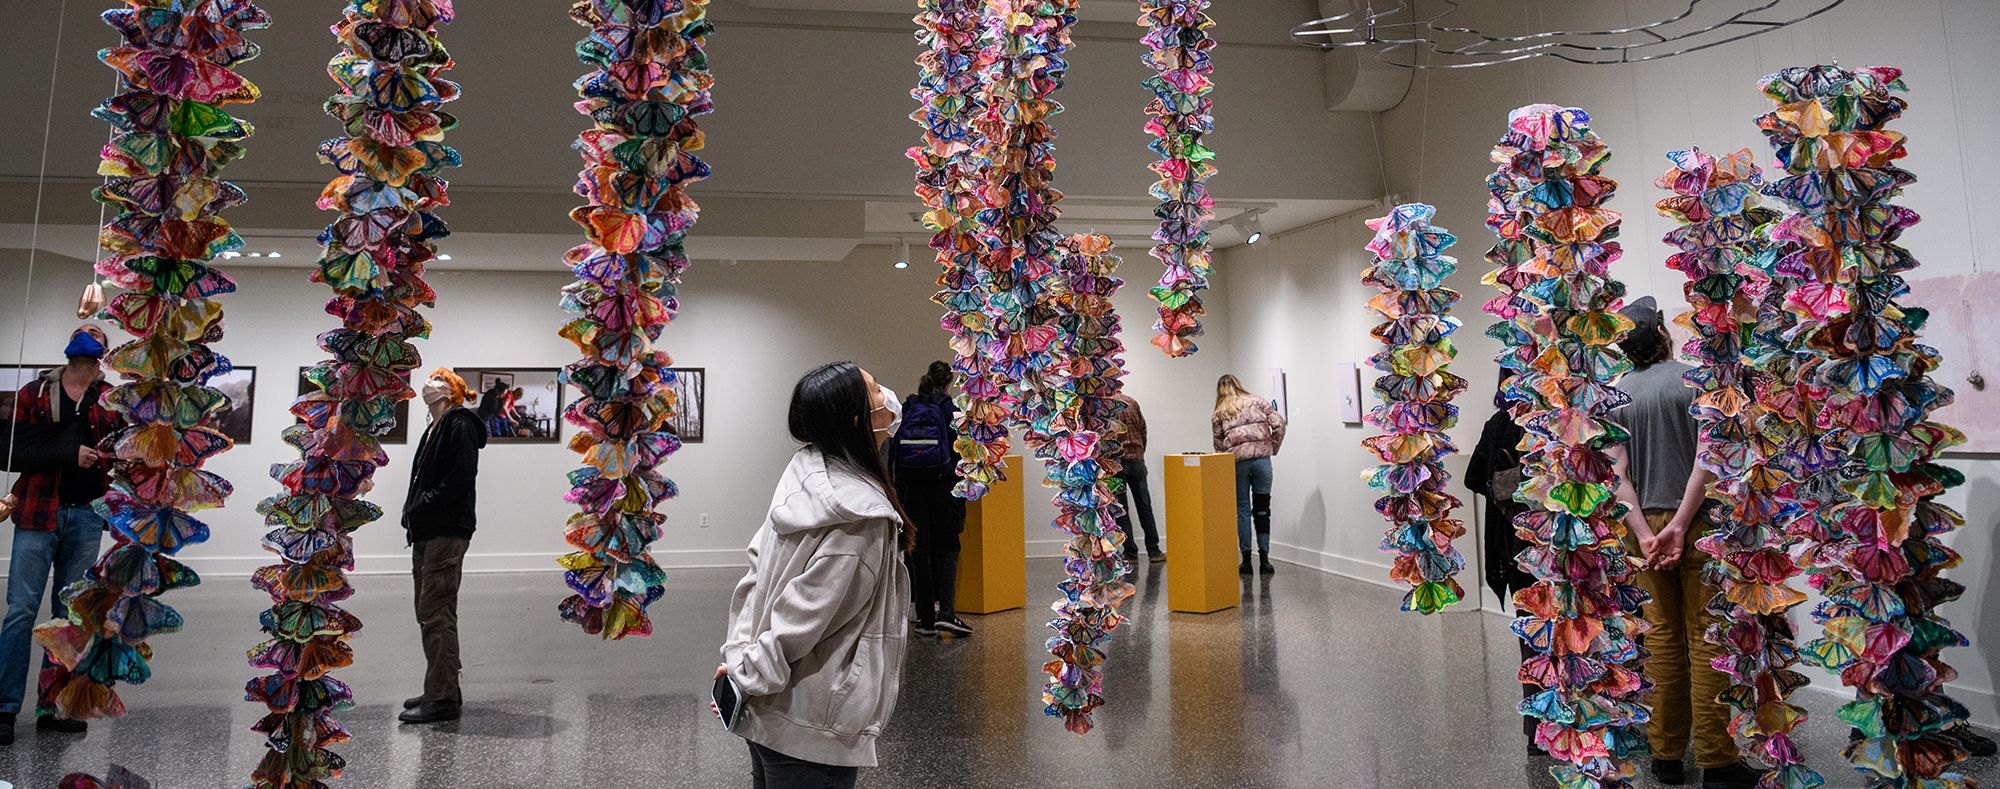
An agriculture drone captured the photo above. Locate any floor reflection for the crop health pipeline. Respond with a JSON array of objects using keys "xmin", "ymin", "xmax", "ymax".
[{"xmin": 0, "ymin": 563, "xmax": 1991, "ymax": 788}]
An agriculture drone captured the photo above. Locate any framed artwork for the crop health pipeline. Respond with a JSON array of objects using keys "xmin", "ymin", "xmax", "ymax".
[
  {"xmin": 1267, "ymin": 367, "xmax": 1289, "ymax": 420},
  {"xmin": 1336, "ymin": 362, "xmax": 1363, "ymax": 425},
  {"xmin": 667, "ymin": 367, "xmax": 705, "ymax": 443},
  {"xmin": 455, "ymin": 368, "xmax": 563, "ymax": 443},
  {"xmin": 0, "ymin": 365, "xmax": 54, "ymax": 420},
  {"xmin": 211, "ymin": 366, "xmax": 256, "ymax": 443},
  {"xmin": 295, "ymin": 368, "xmax": 410, "ymax": 444}
]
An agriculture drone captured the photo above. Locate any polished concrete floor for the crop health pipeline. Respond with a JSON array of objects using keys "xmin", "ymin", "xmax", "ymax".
[{"xmin": 0, "ymin": 559, "xmax": 1993, "ymax": 788}]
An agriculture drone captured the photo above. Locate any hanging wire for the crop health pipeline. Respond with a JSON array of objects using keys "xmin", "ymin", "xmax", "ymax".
[
  {"xmin": 1295, "ymin": 0, "xmax": 1850, "ymax": 68},
  {"xmin": 6, "ymin": 0, "xmax": 71, "ymax": 494}
]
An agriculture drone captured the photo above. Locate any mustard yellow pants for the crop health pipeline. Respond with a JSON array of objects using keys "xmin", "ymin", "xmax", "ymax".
[{"xmin": 1631, "ymin": 511, "xmax": 1740, "ymax": 768}]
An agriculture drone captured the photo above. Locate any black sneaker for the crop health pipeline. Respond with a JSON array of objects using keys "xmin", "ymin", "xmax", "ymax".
[
  {"xmin": 35, "ymin": 716, "xmax": 86, "ymax": 734},
  {"xmin": 936, "ymin": 618, "xmax": 973, "ymax": 637},
  {"xmin": 1700, "ymin": 761, "xmax": 1759, "ymax": 789},
  {"xmin": 1955, "ymin": 728, "xmax": 1998, "ymax": 758},
  {"xmin": 912, "ymin": 621, "xmax": 938, "ymax": 637},
  {"xmin": 1650, "ymin": 758, "xmax": 1685, "ymax": 785}
]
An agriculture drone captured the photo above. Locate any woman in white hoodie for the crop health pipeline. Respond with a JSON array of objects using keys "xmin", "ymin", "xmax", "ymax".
[{"xmin": 717, "ymin": 361, "xmax": 913, "ymax": 788}]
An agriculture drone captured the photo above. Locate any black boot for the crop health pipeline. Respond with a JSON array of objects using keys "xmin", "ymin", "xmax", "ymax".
[
  {"xmin": 1239, "ymin": 551, "xmax": 1252, "ymax": 574},
  {"xmin": 403, "ymin": 696, "xmax": 427, "ymax": 710},
  {"xmin": 1650, "ymin": 758, "xmax": 1685, "ymax": 785},
  {"xmin": 35, "ymin": 715, "xmax": 85, "ymax": 734},
  {"xmin": 1699, "ymin": 762, "xmax": 1758, "ymax": 789},
  {"xmin": 399, "ymin": 699, "xmax": 462, "ymax": 724},
  {"xmin": 0, "ymin": 712, "xmax": 13, "ymax": 746},
  {"xmin": 1259, "ymin": 553, "xmax": 1276, "ymax": 574}
]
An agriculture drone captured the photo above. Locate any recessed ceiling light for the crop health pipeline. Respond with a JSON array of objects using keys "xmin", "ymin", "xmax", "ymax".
[
  {"xmin": 246, "ymin": 252, "xmax": 263, "ymax": 257},
  {"xmin": 266, "ymin": 251, "xmax": 281, "ymax": 258},
  {"xmin": 438, "ymin": 254, "xmax": 453, "ymax": 261}
]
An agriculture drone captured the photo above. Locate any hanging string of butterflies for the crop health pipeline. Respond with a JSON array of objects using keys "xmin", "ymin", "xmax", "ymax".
[
  {"xmin": 1484, "ymin": 105, "xmax": 1653, "ymax": 789},
  {"xmin": 950, "ymin": 0, "xmax": 1076, "ymax": 504},
  {"xmin": 1360, "ymin": 203, "xmax": 1466, "ymax": 614},
  {"xmin": 1654, "ymin": 146, "xmax": 1823, "ymax": 789},
  {"xmin": 909, "ymin": 0, "xmax": 996, "ymax": 501},
  {"xmin": 555, "ymin": 0, "xmax": 713, "ymax": 639},
  {"xmin": 30, "ymin": 0, "xmax": 268, "ymax": 725},
  {"xmin": 1138, "ymin": 0, "xmax": 1215, "ymax": 358},
  {"xmin": 1754, "ymin": 64, "xmax": 1976, "ymax": 788},
  {"xmin": 1031, "ymin": 233, "xmax": 1135, "ymax": 736},
  {"xmin": 247, "ymin": 2, "xmax": 455, "ymax": 786}
]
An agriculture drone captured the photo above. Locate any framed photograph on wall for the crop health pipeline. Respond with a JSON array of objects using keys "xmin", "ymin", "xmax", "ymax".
[
  {"xmin": 295, "ymin": 368, "xmax": 411, "ymax": 444},
  {"xmin": 211, "ymin": 366, "xmax": 256, "ymax": 443},
  {"xmin": 455, "ymin": 368, "xmax": 563, "ymax": 444},
  {"xmin": 666, "ymin": 367, "xmax": 705, "ymax": 443},
  {"xmin": 1267, "ymin": 367, "xmax": 1289, "ymax": 420},
  {"xmin": 0, "ymin": 365, "xmax": 55, "ymax": 419},
  {"xmin": 1335, "ymin": 362, "xmax": 1363, "ymax": 425}
]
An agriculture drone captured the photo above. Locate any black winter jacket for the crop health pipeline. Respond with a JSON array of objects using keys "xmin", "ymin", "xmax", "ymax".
[{"xmin": 402, "ymin": 406, "xmax": 487, "ymax": 542}]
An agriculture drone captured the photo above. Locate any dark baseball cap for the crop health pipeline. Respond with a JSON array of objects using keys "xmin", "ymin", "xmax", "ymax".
[{"xmin": 1619, "ymin": 295, "xmax": 1663, "ymax": 335}]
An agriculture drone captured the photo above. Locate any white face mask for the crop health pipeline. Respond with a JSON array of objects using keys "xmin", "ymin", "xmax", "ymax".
[
  {"xmin": 421, "ymin": 377, "xmax": 451, "ymax": 406},
  {"xmin": 872, "ymin": 384, "xmax": 902, "ymax": 436}
]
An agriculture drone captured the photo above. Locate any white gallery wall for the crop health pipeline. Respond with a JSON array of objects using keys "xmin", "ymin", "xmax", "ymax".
[
  {"xmin": 1216, "ymin": 0, "xmax": 2000, "ymax": 725},
  {"xmin": 0, "ymin": 243, "xmax": 1227, "ymax": 577}
]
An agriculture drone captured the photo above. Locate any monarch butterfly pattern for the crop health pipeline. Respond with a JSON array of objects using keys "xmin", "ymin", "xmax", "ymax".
[
  {"xmin": 1138, "ymin": 0, "xmax": 1216, "ymax": 358},
  {"xmin": 1482, "ymin": 105, "xmax": 1649, "ymax": 789},
  {"xmin": 554, "ymin": 0, "xmax": 713, "ymax": 639},
  {"xmin": 1031, "ymin": 234, "xmax": 1134, "ymax": 736},
  {"xmin": 32, "ymin": 0, "xmax": 267, "ymax": 727},
  {"xmin": 1755, "ymin": 65, "xmax": 1974, "ymax": 787},
  {"xmin": 1654, "ymin": 146, "xmax": 1821, "ymax": 789},
  {"xmin": 909, "ymin": 0, "xmax": 998, "ymax": 501},
  {"xmin": 1359, "ymin": 203, "xmax": 1467, "ymax": 614}
]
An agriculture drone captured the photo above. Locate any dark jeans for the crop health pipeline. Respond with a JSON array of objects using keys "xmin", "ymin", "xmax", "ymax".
[
  {"xmin": 749, "ymin": 741, "xmax": 858, "ymax": 789},
  {"xmin": 413, "ymin": 536, "xmax": 470, "ymax": 702},
  {"xmin": 898, "ymin": 472, "xmax": 963, "ymax": 624},
  {"xmin": 0, "ymin": 506, "xmax": 104, "ymax": 715},
  {"xmin": 1113, "ymin": 457, "xmax": 1161, "ymax": 555}
]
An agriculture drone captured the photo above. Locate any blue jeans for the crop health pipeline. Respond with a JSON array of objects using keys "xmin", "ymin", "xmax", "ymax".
[
  {"xmin": 0, "ymin": 506, "xmax": 105, "ymax": 715},
  {"xmin": 1235, "ymin": 456, "xmax": 1273, "ymax": 553},
  {"xmin": 1113, "ymin": 458, "xmax": 1161, "ymax": 555}
]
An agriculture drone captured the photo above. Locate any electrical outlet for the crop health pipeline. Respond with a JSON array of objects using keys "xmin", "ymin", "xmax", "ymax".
[{"xmin": 700, "ymin": 512, "xmax": 711, "ymax": 528}]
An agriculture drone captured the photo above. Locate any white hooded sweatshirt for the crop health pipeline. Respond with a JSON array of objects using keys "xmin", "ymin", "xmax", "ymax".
[{"xmin": 722, "ymin": 446, "xmax": 911, "ymax": 767}]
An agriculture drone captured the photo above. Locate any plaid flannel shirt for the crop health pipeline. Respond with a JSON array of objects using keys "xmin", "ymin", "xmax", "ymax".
[{"xmin": 9, "ymin": 369, "xmax": 116, "ymax": 532}]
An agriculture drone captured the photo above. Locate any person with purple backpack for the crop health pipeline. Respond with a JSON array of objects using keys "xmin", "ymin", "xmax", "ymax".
[{"xmin": 886, "ymin": 361, "xmax": 970, "ymax": 637}]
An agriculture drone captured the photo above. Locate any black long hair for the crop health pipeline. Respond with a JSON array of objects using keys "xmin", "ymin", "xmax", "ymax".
[
  {"xmin": 917, "ymin": 360, "xmax": 952, "ymax": 396},
  {"xmin": 788, "ymin": 361, "xmax": 915, "ymax": 551}
]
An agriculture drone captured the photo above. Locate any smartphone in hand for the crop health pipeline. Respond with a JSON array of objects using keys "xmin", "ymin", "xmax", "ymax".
[{"xmin": 712, "ymin": 672, "xmax": 744, "ymax": 731}]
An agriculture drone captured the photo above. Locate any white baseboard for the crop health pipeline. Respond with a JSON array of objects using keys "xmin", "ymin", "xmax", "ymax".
[{"xmin": 0, "ymin": 547, "xmax": 753, "ymax": 579}]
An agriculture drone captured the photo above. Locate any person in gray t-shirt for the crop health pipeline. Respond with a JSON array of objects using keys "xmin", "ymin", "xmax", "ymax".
[{"xmin": 1611, "ymin": 296, "xmax": 1756, "ymax": 787}]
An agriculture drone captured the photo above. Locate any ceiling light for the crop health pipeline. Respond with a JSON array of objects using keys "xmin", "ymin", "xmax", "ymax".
[
  {"xmin": 1230, "ymin": 210, "xmax": 1267, "ymax": 245},
  {"xmin": 222, "ymin": 251, "xmax": 241, "ymax": 258},
  {"xmin": 438, "ymin": 254, "xmax": 453, "ymax": 261},
  {"xmin": 895, "ymin": 239, "xmax": 910, "ymax": 270},
  {"xmin": 246, "ymin": 252, "xmax": 263, "ymax": 257},
  {"xmin": 266, "ymin": 251, "xmax": 281, "ymax": 258}
]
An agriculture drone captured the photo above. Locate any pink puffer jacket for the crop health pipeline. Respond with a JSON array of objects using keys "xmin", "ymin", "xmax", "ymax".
[{"xmin": 1212, "ymin": 398, "xmax": 1287, "ymax": 460}]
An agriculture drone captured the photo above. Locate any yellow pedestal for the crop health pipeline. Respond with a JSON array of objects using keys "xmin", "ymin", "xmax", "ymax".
[
  {"xmin": 1164, "ymin": 452, "xmax": 1240, "ymax": 614},
  {"xmin": 956, "ymin": 455, "xmax": 1025, "ymax": 614}
]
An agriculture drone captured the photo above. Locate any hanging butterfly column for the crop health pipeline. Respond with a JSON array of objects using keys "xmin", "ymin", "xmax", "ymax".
[
  {"xmin": 909, "ymin": 0, "xmax": 998, "ymax": 500},
  {"xmin": 247, "ymin": 3, "xmax": 458, "ymax": 785},
  {"xmin": 1654, "ymin": 148, "xmax": 1821, "ymax": 788},
  {"xmin": 1137, "ymin": 0, "xmax": 1215, "ymax": 357},
  {"xmin": 1033, "ymin": 233, "xmax": 1134, "ymax": 735},
  {"xmin": 1756, "ymin": 64, "xmax": 1976, "ymax": 786},
  {"xmin": 1360, "ymin": 204, "xmax": 1466, "ymax": 614},
  {"xmin": 1483, "ymin": 105, "xmax": 1651, "ymax": 788},
  {"xmin": 555, "ymin": 0, "xmax": 714, "ymax": 638},
  {"xmin": 31, "ymin": 0, "xmax": 270, "ymax": 722}
]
